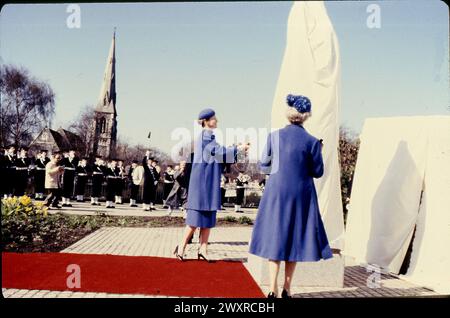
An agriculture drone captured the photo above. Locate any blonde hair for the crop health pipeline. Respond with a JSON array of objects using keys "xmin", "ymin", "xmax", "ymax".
[{"xmin": 286, "ymin": 107, "xmax": 311, "ymax": 124}]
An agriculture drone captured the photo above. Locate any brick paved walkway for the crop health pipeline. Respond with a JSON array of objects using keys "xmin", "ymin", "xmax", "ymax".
[{"xmin": 3, "ymin": 226, "xmax": 439, "ymax": 298}]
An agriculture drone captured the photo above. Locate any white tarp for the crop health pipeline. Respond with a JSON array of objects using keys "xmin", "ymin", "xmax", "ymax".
[
  {"xmin": 400, "ymin": 117, "xmax": 450, "ymax": 294},
  {"xmin": 344, "ymin": 116, "xmax": 450, "ymax": 294},
  {"xmin": 271, "ymin": 1, "xmax": 345, "ymax": 249}
]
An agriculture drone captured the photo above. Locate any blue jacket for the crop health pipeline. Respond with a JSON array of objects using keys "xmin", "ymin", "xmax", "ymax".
[{"xmin": 187, "ymin": 129, "xmax": 237, "ymax": 211}]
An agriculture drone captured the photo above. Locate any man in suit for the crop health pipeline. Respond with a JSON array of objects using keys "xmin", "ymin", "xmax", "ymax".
[
  {"xmin": 60, "ymin": 149, "xmax": 79, "ymax": 207},
  {"xmin": 43, "ymin": 152, "xmax": 64, "ymax": 209},
  {"xmin": 34, "ymin": 149, "xmax": 50, "ymax": 200}
]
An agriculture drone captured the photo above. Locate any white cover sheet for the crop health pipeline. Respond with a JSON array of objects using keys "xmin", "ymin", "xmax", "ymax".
[
  {"xmin": 344, "ymin": 116, "xmax": 450, "ymax": 294},
  {"xmin": 400, "ymin": 117, "xmax": 450, "ymax": 294}
]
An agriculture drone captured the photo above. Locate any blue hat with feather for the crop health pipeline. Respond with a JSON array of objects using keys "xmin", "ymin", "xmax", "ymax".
[{"xmin": 286, "ymin": 94, "xmax": 312, "ymax": 113}]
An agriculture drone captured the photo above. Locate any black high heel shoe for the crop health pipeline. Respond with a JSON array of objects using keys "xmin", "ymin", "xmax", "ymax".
[
  {"xmin": 281, "ymin": 289, "xmax": 292, "ymax": 299},
  {"xmin": 267, "ymin": 292, "xmax": 277, "ymax": 299},
  {"xmin": 197, "ymin": 252, "xmax": 210, "ymax": 262},
  {"xmin": 173, "ymin": 245, "xmax": 184, "ymax": 261}
]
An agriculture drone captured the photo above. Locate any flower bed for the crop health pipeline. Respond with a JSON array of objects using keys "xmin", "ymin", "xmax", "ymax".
[{"xmin": 1, "ymin": 196, "xmax": 252, "ymax": 253}]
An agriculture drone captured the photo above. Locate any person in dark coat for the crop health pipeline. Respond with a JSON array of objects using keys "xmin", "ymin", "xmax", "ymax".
[
  {"xmin": 113, "ymin": 160, "xmax": 125, "ymax": 204},
  {"xmin": 249, "ymin": 94, "xmax": 333, "ymax": 298},
  {"xmin": 182, "ymin": 151, "xmax": 195, "ymax": 197},
  {"xmin": 3, "ymin": 145, "xmax": 16, "ymax": 198},
  {"xmin": 234, "ymin": 172, "xmax": 250, "ymax": 213},
  {"xmin": 220, "ymin": 175, "xmax": 229, "ymax": 210},
  {"xmin": 142, "ymin": 152, "xmax": 156, "ymax": 211},
  {"xmin": 91, "ymin": 156, "xmax": 105, "ymax": 206},
  {"xmin": 105, "ymin": 159, "xmax": 120, "ymax": 208},
  {"xmin": 166, "ymin": 161, "xmax": 189, "ymax": 215},
  {"xmin": 150, "ymin": 159, "xmax": 160, "ymax": 209},
  {"xmin": 75, "ymin": 157, "xmax": 90, "ymax": 202},
  {"xmin": 259, "ymin": 177, "xmax": 266, "ymax": 192},
  {"xmin": 173, "ymin": 108, "xmax": 249, "ymax": 262},
  {"xmin": 60, "ymin": 149, "xmax": 79, "ymax": 207},
  {"xmin": 0, "ymin": 147, "xmax": 5, "ymax": 198},
  {"xmin": 34, "ymin": 150, "xmax": 50, "ymax": 200},
  {"xmin": 14, "ymin": 147, "xmax": 31, "ymax": 197},
  {"xmin": 162, "ymin": 165, "xmax": 175, "ymax": 205}
]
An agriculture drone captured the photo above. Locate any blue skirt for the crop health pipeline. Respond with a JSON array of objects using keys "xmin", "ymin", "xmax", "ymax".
[{"xmin": 186, "ymin": 209, "xmax": 217, "ymax": 228}]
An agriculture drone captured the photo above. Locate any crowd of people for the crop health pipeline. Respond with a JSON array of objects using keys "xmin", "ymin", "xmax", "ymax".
[{"xmin": 0, "ymin": 145, "xmax": 256, "ymax": 212}]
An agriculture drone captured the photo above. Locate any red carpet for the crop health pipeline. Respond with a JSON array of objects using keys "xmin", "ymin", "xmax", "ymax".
[{"xmin": 2, "ymin": 252, "xmax": 264, "ymax": 298}]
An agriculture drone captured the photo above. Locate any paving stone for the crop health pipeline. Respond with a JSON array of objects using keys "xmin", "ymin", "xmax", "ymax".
[
  {"xmin": 5, "ymin": 225, "xmax": 443, "ymax": 298},
  {"xmin": 2, "ymin": 288, "xmax": 19, "ymax": 298},
  {"xmin": 43, "ymin": 291, "xmax": 59, "ymax": 298}
]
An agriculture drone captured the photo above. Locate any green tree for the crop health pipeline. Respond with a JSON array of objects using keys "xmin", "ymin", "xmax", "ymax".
[{"xmin": 338, "ymin": 125, "xmax": 360, "ymax": 221}]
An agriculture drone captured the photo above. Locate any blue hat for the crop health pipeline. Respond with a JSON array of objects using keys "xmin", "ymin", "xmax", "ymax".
[
  {"xmin": 198, "ymin": 108, "xmax": 216, "ymax": 120},
  {"xmin": 286, "ymin": 94, "xmax": 312, "ymax": 113}
]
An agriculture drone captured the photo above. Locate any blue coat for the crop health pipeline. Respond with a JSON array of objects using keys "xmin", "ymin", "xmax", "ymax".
[
  {"xmin": 186, "ymin": 129, "xmax": 237, "ymax": 211},
  {"xmin": 249, "ymin": 124, "xmax": 333, "ymax": 262}
]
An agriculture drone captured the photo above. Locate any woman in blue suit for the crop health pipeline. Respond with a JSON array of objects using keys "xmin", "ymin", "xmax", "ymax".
[
  {"xmin": 173, "ymin": 108, "xmax": 249, "ymax": 261},
  {"xmin": 249, "ymin": 94, "xmax": 333, "ymax": 298}
]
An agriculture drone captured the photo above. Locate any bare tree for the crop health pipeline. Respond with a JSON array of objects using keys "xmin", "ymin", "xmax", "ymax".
[
  {"xmin": 115, "ymin": 137, "xmax": 172, "ymax": 165},
  {"xmin": 67, "ymin": 105, "xmax": 170, "ymax": 163},
  {"xmin": 0, "ymin": 64, "xmax": 55, "ymax": 146},
  {"xmin": 66, "ymin": 105, "xmax": 171, "ymax": 163},
  {"xmin": 67, "ymin": 105, "xmax": 96, "ymax": 157}
]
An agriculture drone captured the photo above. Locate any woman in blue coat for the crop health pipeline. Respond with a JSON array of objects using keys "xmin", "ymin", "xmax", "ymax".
[
  {"xmin": 173, "ymin": 108, "xmax": 248, "ymax": 262},
  {"xmin": 249, "ymin": 94, "xmax": 333, "ymax": 298}
]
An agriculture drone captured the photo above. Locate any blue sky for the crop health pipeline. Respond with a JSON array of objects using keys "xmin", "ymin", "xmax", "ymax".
[{"xmin": 1, "ymin": 1, "xmax": 448, "ymax": 153}]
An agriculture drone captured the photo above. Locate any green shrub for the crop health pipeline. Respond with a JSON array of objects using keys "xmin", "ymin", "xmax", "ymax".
[
  {"xmin": 222, "ymin": 216, "xmax": 237, "ymax": 223},
  {"xmin": 238, "ymin": 216, "xmax": 253, "ymax": 225}
]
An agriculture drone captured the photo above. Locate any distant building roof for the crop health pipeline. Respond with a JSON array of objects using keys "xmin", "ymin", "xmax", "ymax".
[
  {"xmin": 57, "ymin": 128, "xmax": 85, "ymax": 150},
  {"xmin": 29, "ymin": 127, "xmax": 86, "ymax": 154}
]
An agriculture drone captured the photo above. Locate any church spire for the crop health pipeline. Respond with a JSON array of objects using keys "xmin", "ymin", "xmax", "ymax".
[
  {"xmin": 96, "ymin": 29, "xmax": 116, "ymax": 114},
  {"xmin": 91, "ymin": 29, "xmax": 118, "ymax": 159}
]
